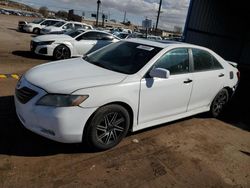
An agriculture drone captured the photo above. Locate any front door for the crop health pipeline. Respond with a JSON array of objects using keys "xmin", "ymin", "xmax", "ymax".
[{"xmin": 139, "ymin": 48, "xmax": 193, "ymax": 124}]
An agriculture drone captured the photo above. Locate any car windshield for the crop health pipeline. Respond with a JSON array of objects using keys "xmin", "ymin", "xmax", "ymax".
[
  {"xmin": 53, "ymin": 21, "xmax": 66, "ymax": 27},
  {"xmin": 83, "ymin": 41, "xmax": 162, "ymax": 74},
  {"xmin": 66, "ymin": 30, "xmax": 84, "ymax": 38},
  {"xmin": 32, "ymin": 18, "xmax": 44, "ymax": 24}
]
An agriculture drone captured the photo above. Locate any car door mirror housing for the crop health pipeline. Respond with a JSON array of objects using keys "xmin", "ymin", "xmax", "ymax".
[{"xmin": 149, "ymin": 68, "xmax": 170, "ymax": 79}]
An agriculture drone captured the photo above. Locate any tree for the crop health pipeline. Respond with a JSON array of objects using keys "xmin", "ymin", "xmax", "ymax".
[
  {"xmin": 55, "ymin": 10, "xmax": 68, "ymax": 19},
  {"xmin": 39, "ymin": 6, "xmax": 48, "ymax": 17}
]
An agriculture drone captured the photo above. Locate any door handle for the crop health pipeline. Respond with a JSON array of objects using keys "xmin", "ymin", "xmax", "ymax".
[
  {"xmin": 218, "ymin": 73, "xmax": 224, "ymax": 77},
  {"xmin": 183, "ymin": 79, "xmax": 193, "ymax": 84}
]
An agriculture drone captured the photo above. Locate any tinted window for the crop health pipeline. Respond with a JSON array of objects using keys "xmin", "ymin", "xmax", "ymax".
[
  {"xmin": 41, "ymin": 20, "xmax": 50, "ymax": 26},
  {"xmin": 64, "ymin": 23, "xmax": 73, "ymax": 29},
  {"xmin": 78, "ymin": 32, "xmax": 112, "ymax": 40},
  {"xmin": 54, "ymin": 21, "xmax": 66, "ymax": 27},
  {"xmin": 84, "ymin": 41, "xmax": 162, "ymax": 74},
  {"xmin": 50, "ymin": 20, "xmax": 59, "ymax": 25},
  {"xmin": 80, "ymin": 32, "xmax": 100, "ymax": 40},
  {"xmin": 154, "ymin": 48, "xmax": 189, "ymax": 75},
  {"xmin": 74, "ymin": 24, "xmax": 83, "ymax": 29},
  {"xmin": 192, "ymin": 49, "xmax": 223, "ymax": 71}
]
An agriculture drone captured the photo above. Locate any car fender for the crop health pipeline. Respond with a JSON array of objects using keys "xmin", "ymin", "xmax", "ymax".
[
  {"xmin": 54, "ymin": 41, "xmax": 74, "ymax": 55},
  {"xmin": 73, "ymin": 81, "xmax": 141, "ymax": 127}
]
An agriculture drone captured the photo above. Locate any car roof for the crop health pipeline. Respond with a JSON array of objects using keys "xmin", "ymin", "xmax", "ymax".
[{"xmin": 123, "ymin": 38, "xmax": 205, "ymax": 49}]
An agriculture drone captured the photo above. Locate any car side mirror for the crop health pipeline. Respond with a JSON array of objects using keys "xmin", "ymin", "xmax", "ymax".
[{"xmin": 149, "ymin": 68, "xmax": 170, "ymax": 79}]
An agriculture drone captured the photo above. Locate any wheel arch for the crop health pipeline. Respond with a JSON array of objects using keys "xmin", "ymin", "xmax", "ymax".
[
  {"xmin": 82, "ymin": 101, "xmax": 134, "ymax": 142},
  {"xmin": 53, "ymin": 44, "xmax": 72, "ymax": 58},
  {"xmin": 33, "ymin": 27, "xmax": 40, "ymax": 33},
  {"xmin": 223, "ymin": 86, "xmax": 234, "ymax": 98}
]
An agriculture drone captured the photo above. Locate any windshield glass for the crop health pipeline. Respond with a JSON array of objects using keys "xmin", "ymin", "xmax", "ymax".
[
  {"xmin": 66, "ymin": 30, "xmax": 84, "ymax": 38},
  {"xmin": 83, "ymin": 41, "xmax": 162, "ymax": 74},
  {"xmin": 32, "ymin": 18, "xmax": 44, "ymax": 24},
  {"xmin": 53, "ymin": 21, "xmax": 66, "ymax": 27}
]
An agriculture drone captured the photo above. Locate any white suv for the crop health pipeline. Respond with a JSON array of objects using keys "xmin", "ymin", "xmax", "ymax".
[
  {"xmin": 40, "ymin": 21, "xmax": 93, "ymax": 35},
  {"xmin": 23, "ymin": 18, "xmax": 64, "ymax": 34}
]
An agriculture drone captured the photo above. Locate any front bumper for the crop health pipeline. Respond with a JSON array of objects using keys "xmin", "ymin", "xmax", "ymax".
[
  {"xmin": 30, "ymin": 42, "xmax": 55, "ymax": 56},
  {"xmin": 15, "ymin": 78, "xmax": 97, "ymax": 143}
]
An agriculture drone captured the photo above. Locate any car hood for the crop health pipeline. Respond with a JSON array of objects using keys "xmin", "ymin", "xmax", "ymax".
[
  {"xmin": 24, "ymin": 58, "xmax": 127, "ymax": 94},
  {"xmin": 33, "ymin": 34, "xmax": 73, "ymax": 42}
]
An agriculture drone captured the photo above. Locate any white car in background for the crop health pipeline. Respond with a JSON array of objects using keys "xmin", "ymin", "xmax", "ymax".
[
  {"xmin": 23, "ymin": 18, "xmax": 64, "ymax": 34},
  {"xmin": 16, "ymin": 39, "xmax": 239, "ymax": 150},
  {"xmin": 40, "ymin": 21, "xmax": 93, "ymax": 35},
  {"xmin": 30, "ymin": 30, "xmax": 120, "ymax": 60}
]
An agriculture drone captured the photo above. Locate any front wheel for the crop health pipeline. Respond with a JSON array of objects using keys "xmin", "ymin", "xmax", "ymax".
[
  {"xmin": 53, "ymin": 45, "xmax": 71, "ymax": 60},
  {"xmin": 84, "ymin": 104, "xmax": 130, "ymax": 150},
  {"xmin": 33, "ymin": 28, "xmax": 40, "ymax": 34},
  {"xmin": 210, "ymin": 89, "xmax": 229, "ymax": 117}
]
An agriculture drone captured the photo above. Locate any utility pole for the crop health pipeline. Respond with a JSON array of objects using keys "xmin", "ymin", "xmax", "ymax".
[
  {"xmin": 123, "ymin": 11, "xmax": 126, "ymax": 23},
  {"xmin": 96, "ymin": 0, "xmax": 101, "ymax": 26},
  {"xmin": 155, "ymin": 0, "xmax": 162, "ymax": 31}
]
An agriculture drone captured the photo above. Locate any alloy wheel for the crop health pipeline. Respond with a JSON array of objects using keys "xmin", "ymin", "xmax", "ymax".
[{"xmin": 96, "ymin": 112, "xmax": 126, "ymax": 145}]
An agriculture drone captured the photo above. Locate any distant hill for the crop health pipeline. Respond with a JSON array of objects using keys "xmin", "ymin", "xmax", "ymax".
[{"xmin": 0, "ymin": 0, "xmax": 38, "ymax": 12}]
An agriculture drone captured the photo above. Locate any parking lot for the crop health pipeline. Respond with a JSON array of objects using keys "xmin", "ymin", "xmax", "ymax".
[{"xmin": 0, "ymin": 14, "xmax": 250, "ymax": 188}]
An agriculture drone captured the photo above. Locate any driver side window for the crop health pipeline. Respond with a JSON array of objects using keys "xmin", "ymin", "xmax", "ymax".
[
  {"xmin": 154, "ymin": 48, "xmax": 189, "ymax": 75},
  {"xmin": 41, "ymin": 20, "xmax": 50, "ymax": 26},
  {"xmin": 64, "ymin": 23, "xmax": 73, "ymax": 29}
]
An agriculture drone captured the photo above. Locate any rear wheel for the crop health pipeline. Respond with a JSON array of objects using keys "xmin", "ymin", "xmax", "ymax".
[
  {"xmin": 84, "ymin": 104, "xmax": 130, "ymax": 150},
  {"xmin": 53, "ymin": 45, "xmax": 71, "ymax": 60},
  {"xmin": 210, "ymin": 89, "xmax": 229, "ymax": 117}
]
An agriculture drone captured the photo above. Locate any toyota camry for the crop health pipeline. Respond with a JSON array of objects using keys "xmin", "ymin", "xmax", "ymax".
[{"xmin": 15, "ymin": 39, "xmax": 239, "ymax": 150}]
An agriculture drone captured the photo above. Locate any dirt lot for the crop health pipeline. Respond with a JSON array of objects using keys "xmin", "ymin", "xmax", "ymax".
[{"xmin": 0, "ymin": 15, "xmax": 249, "ymax": 188}]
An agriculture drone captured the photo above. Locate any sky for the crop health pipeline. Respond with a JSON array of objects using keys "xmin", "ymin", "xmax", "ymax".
[{"xmin": 13, "ymin": 0, "xmax": 190, "ymax": 31}]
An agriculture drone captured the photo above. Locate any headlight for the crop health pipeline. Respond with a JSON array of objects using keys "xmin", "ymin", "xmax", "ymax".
[
  {"xmin": 37, "ymin": 41, "xmax": 55, "ymax": 45},
  {"xmin": 36, "ymin": 94, "xmax": 88, "ymax": 107}
]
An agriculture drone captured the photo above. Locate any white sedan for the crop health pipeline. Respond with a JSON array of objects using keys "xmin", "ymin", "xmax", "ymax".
[
  {"xmin": 15, "ymin": 39, "xmax": 239, "ymax": 150},
  {"xmin": 30, "ymin": 30, "xmax": 120, "ymax": 60}
]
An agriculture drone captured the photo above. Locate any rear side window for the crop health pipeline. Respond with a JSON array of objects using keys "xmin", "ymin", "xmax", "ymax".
[
  {"xmin": 192, "ymin": 49, "xmax": 223, "ymax": 71},
  {"xmin": 154, "ymin": 48, "xmax": 189, "ymax": 75},
  {"xmin": 80, "ymin": 31, "xmax": 99, "ymax": 40}
]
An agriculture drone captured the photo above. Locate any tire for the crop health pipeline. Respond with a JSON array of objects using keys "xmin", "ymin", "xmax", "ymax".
[
  {"xmin": 33, "ymin": 28, "xmax": 40, "ymax": 34},
  {"xmin": 53, "ymin": 45, "xmax": 71, "ymax": 60},
  {"xmin": 84, "ymin": 104, "xmax": 130, "ymax": 150},
  {"xmin": 210, "ymin": 89, "xmax": 229, "ymax": 117}
]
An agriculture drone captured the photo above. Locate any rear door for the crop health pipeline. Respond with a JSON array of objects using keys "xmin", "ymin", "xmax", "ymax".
[{"xmin": 187, "ymin": 48, "xmax": 226, "ymax": 111}]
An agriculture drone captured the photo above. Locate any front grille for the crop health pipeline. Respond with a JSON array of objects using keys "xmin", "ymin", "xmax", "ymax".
[{"xmin": 15, "ymin": 87, "xmax": 38, "ymax": 104}]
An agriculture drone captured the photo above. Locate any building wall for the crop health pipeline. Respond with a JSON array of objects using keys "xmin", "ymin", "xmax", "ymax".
[{"xmin": 184, "ymin": 0, "xmax": 250, "ymax": 66}]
